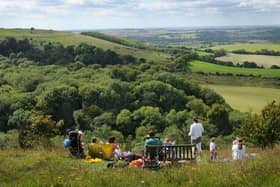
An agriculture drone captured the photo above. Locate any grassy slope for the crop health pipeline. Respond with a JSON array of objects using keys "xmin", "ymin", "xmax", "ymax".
[
  {"xmin": 81, "ymin": 32, "xmax": 148, "ymax": 49},
  {"xmin": 216, "ymin": 53, "xmax": 280, "ymax": 68},
  {"xmin": 211, "ymin": 43, "xmax": 280, "ymax": 52},
  {"xmin": 204, "ymin": 84, "xmax": 280, "ymax": 113},
  {"xmin": 1, "ymin": 147, "xmax": 279, "ymax": 186},
  {"xmin": 189, "ymin": 60, "xmax": 280, "ymax": 78},
  {"xmin": 0, "ymin": 28, "xmax": 170, "ymax": 62}
]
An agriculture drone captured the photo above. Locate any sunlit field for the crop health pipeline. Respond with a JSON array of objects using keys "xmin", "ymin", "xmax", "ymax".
[
  {"xmin": 204, "ymin": 84, "xmax": 280, "ymax": 113},
  {"xmin": 211, "ymin": 43, "xmax": 280, "ymax": 52},
  {"xmin": 216, "ymin": 53, "xmax": 280, "ymax": 68},
  {"xmin": 189, "ymin": 60, "xmax": 280, "ymax": 78}
]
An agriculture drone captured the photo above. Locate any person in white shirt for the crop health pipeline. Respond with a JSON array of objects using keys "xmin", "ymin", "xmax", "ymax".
[
  {"xmin": 232, "ymin": 138, "xmax": 246, "ymax": 160},
  {"xmin": 209, "ymin": 137, "xmax": 217, "ymax": 160},
  {"xmin": 188, "ymin": 117, "xmax": 204, "ymax": 157}
]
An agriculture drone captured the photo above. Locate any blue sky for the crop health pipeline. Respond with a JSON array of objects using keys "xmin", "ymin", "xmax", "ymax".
[{"xmin": 0, "ymin": 0, "xmax": 279, "ymax": 30}]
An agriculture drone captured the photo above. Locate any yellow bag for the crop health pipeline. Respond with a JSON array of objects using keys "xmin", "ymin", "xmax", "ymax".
[{"xmin": 84, "ymin": 158, "xmax": 103, "ymax": 163}]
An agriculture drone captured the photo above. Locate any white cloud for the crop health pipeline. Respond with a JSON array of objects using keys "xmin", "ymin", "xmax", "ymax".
[
  {"xmin": 0, "ymin": 0, "xmax": 279, "ymax": 29},
  {"xmin": 136, "ymin": 0, "xmax": 280, "ymax": 13}
]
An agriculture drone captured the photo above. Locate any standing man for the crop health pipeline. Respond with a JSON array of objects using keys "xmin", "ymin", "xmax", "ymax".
[{"xmin": 188, "ymin": 117, "xmax": 204, "ymax": 157}]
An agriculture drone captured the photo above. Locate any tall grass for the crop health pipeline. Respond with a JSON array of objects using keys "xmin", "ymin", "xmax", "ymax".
[{"xmin": 1, "ymin": 146, "xmax": 279, "ymax": 186}]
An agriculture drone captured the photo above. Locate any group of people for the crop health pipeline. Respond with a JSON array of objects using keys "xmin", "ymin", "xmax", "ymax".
[
  {"xmin": 188, "ymin": 116, "xmax": 246, "ymax": 161},
  {"xmin": 67, "ymin": 116, "xmax": 246, "ymax": 161}
]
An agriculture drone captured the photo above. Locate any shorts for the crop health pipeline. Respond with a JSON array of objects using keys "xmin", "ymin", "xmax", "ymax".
[
  {"xmin": 196, "ymin": 142, "xmax": 202, "ymax": 152},
  {"xmin": 191, "ymin": 137, "xmax": 202, "ymax": 152}
]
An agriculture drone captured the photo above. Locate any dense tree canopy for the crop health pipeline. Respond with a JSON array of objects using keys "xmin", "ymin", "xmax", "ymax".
[{"xmin": 0, "ymin": 37, "xmax": 238, "ymax": 148}]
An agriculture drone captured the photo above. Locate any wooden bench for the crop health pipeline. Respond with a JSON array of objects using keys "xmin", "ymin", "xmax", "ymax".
[{"xmin": 143, "ymin": 144, "xmax": 196, "ymax": 168}]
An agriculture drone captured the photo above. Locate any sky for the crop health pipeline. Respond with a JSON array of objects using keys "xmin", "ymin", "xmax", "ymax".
[{"xmin": 0, "ymin": 0, "xmax": 280, "ymax": 30}]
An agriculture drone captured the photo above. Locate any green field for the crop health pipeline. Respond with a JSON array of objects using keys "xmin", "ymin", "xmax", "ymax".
[
  {"xmin": 0, "ymin": 29, "xmax": 170, "ymax": 62},
  {"xmin": 189, "ymin": 60, "xmax": 280, "ymax": 78},
  {"xmin": 204, "ymin": 84, "xmax": 280, "ymax": 113},
  {"xmin": 216, "ymin": 53, "xmax": 280, "ymax": 68},
  {"xmin": 211, "ymin": 43, "xmax": 280, "ymax": 52}
]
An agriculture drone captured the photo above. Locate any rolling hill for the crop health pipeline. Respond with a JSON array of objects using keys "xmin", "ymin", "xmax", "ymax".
[{"xmin": 0, "ymin": 28, "xmax": 170, "ymax": 63}]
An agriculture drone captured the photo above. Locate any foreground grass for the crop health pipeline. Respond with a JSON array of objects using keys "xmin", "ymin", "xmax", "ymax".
[
  {"xmin": 203, "ymin": 85, "xmax": 280, "ymax": 113},
  {"xmin": 189, "ymin": 60, "xmax": 280, "ymax": 78},
  {"xmin": 0, "ymin": 147, "xmax": 279, "ymax": 186},
  {"xmin": 216, "ymin": 53, "xmax": 280, "ymax": 68},
  {"xmin": 0, "ymin": 28, "xmax": 170, "ymax": 63},
  {"xmin": 210, "ymin": 43, "xmax": 280, "ymax": 52}
]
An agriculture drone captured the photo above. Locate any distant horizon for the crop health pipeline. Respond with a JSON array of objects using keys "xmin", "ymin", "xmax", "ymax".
[
  {"xmin": 1, "ymin": 24, "xmax": 280, "ymax": 32},
  {"xmin": 67, "ymin": 24, "xmax": 280, "ymax": 31},
  {"xmin": 1, "ymin": 0, "xmax": 280, "ymax": 30}
]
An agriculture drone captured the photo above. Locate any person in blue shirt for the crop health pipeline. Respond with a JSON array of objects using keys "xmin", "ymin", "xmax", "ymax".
[{"xmin": 144, "ymin": 131, "xmax": 163, "ymax": 159}]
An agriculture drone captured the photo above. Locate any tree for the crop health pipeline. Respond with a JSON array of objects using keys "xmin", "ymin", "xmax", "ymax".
[
  {"xmin": 207, "ymin": 104, "xmax": 231, "ymax": 135},
  {"xmin": 91, "ymin": 124, "xmax": 112, "ymax": 141},
  {"xmin": 92, "ymin": 112, "xmax": 115, "ymax": 129},
  {"xmin": 73, "ymin": 105, "xmax": 102, "ymax": 130},
  {"xmin": 132, "ymin": 106, "xmax": 166, "ymax": 132},
  {"xmin": 186, "ymin": 97, "xmax": 209, "ymax": 117},
  {"xmin": 31, "ymin": 112, "xmax": 61, "ymax": 147},
  {"xmin": 134, "ymin": 80, "xmax": 187, "ymax": 112},
  {"xmin": 214, "ymin": 49, "xmax": 226, "ymax": 57},
  {"xmin": 174, "ymin": 52, "xmax": 198, "ymax": 72},
  {"xmin": 30, "ymin": 27, "xmax": 35, "ymax": 34},
  {"xmin": 116, "ymin": 109, "xmax": 134, "ymax": 137},
  {"xmin": 238, "ymin": 101, "xmax": 280, "ymax": 148},
  {"xmin": 199, "ymin": 87, "xmax": 225, "ymax": 106},
  {"xmin": 8, "ymin": 109, "xmax": 32, "ymax": 148},
  {"xmin": 35, "ymin": 86, "xmax": 82, "ymax": 133},
  {"xmin": 0, "ymin": 97, "xmax": 13, "ymax": 132}
]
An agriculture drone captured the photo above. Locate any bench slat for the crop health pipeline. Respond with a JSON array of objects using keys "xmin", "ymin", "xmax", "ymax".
[{"xmin": 144, "ymin": 144, "xmax": 196, "ymax": 162}]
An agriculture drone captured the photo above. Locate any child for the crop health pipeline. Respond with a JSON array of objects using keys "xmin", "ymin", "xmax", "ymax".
[
  {"xmin": 209, "ymin": 137, "xmax": 217, "ymax": 160},
  {"xmin": 232, "ymin": 138, "xmax": 246, "ymax": 160}
]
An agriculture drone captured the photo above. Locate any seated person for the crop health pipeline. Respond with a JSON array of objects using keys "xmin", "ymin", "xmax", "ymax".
[
  {"xmin": 91, "ymin": 137, "xmax": 98, "ymax": 144},
  {"xmin": 107, "ymin": 136, "xmax": 121, "ymax": 159},
  {"xmin": 163, "ymin": 138, "xmax": 173, "ymax": 146},
  {"xmin": 68, "ymin": 130, "xmax": 85, "ymax": 158},
  {"xmin": 144, "ymin": 131, "xmax": 163, "ymax": 159},
  {"xmin": 232, "ymin": 138, "xmax": 246, "ymax": 160}
]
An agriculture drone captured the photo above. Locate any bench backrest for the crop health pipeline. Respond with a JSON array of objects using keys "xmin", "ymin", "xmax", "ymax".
[{"xmin": 144, "ymin": 144, "xmax": 196, "ymax": 161}]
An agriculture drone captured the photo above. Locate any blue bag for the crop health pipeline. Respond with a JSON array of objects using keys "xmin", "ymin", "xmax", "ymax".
[{"xmin": 64, "ymin": 138, "xmax": 71, "ymax": 148}]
